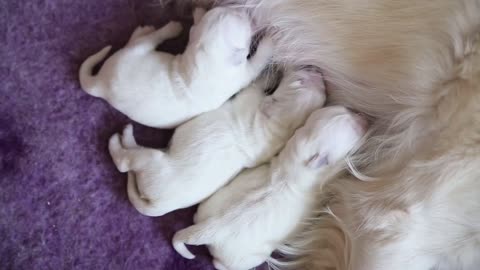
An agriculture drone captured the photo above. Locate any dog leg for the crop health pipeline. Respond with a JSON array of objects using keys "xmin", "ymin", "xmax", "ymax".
[
  {"xmin": 136, "ymin": 21, "xmax": 183, "ymax": 51},
  {"xmin": 127, "ymin": 25, "xmax": 156, "ymax": 46},
  {"xmin": 193, "ymin": 7, "xmax": 207, "ymax": 24},
  {"xmin": 212, "ymin": 259, "xmax": 228, "ymax": 270},
  {"xmin": 108, "ymin": 133, "xmax": 164, "ymax": 173}
]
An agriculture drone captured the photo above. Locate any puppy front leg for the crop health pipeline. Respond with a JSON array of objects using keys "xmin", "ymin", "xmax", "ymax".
[{"xmin": 120, "ymin": 124, "xmax": 137, "ymax": 148}]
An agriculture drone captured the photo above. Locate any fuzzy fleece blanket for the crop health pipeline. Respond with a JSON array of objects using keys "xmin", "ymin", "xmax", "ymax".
[{"xmin": 1, "ymin": 1, "xmax": 219, "ymax": 269}]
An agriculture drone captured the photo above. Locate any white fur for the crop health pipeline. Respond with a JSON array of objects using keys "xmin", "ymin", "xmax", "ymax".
[
  {"xmin": 79, "ymin": 7, "xmax": 272, "ymax": 128},
  {"xmin": 108, "ymin": 68, "xmax": 326, "ymax": 217},
  {"xmin": 208, "ymin": 0, "xmax": 480, "ymax": 269},
  {"xmin": 171, "ymin": 106, "xmax": 367, "ymax": 270}
]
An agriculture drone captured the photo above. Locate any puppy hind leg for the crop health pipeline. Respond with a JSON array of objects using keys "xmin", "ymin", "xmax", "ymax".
[
  {"xmin": 126, "ymin": 172, "xmax": 169, "ymax": 217},
  {"xmin": 120, "ymin": 124, "xmax": 137, "ymax": 148},
  {"xmin": 193, "ymin": 7, "xmax": 207, "ymax": 24},
  {"xmin": 127, "ymin": 25, "xmax": 156, "ymax": 46},
  {"xmin": 135, "ymin": 21, "xmax": 183, "ymax": 51},
  {"xmin": 108, "ymin": 134, "xmax": 165, "ymax": 172},
  {"xmin": 172, "ymin": 224, "xmax": 212, "ymax": 259}
]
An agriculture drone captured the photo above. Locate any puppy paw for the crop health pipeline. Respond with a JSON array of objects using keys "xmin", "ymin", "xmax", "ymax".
[
  {"xmin": 161, "ymin": 21, "xmax": 183, "ymax": 36},
  {"xmin": 108, "ymin": 134, "xmax": 129, "ymax": 173},
  {"xmin": 130, "ymin": 25, "xmax": 156, "ymax": 41},
  {"xmin": 121, "ymin": 124, "xmax": 137, "ymax": 148},
  {"xmin": 289, "ymin": 67, "xmax": 325, "ymax": 92}
]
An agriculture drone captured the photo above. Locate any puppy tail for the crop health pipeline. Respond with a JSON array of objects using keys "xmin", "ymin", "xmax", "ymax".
[
  {"xmin": 78, "ymin": 45, "xmax": 112, "ymax": 97},
  {"xmin": 126, "ymin": 172, "xmax": 164, "ymax": 217},
  {"xmin": 172, "ymin": 224, "xmax": 209, "ymax": 259}
]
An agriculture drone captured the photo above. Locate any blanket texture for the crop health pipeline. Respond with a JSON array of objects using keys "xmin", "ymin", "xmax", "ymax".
[{"xmin": 1, "ymin": 1, "xmax": 216, "ymax": 269}]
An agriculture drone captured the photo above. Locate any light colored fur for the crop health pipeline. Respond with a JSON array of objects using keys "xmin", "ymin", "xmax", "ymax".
[
  {"xmin": 172, "ymin": 106, "xmax": 367, "ymax": 270},
  {"xmin": 197, "ymin": 0, "xmax": 480, "ymax": 269},
  {"xmin": 108, "ymin": 68, "xmax": 326, "ymax": 217},
  {"xmin": 79, "ymin": 7, "xmax": 272, "ymax": 128}
]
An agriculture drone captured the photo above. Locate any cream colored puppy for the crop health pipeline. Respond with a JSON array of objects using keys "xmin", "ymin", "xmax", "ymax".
[
  {"xmin": 79, "ymin": 7, "xmax": 272, "ymax": 128},
  {"xmin": 172, "ymin": 106, "xmax": 368, "ymax": 270},
  {"xmin": 108, "ymin": 68, "xmax": 326, "ymax": 217}
]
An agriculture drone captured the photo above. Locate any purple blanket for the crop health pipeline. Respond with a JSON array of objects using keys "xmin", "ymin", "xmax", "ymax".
[{"xmin": 1, "ymin": 1, "xmax": 215, "ymax": 269}]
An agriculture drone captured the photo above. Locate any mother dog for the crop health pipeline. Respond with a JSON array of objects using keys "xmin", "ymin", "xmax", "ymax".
[{"xmin": 202, "ymin": 1, "xmax": 480, "ymax": 269}]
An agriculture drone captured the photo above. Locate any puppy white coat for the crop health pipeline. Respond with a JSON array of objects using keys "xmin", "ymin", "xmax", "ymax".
[
  {"xmin": 79, "ymin": 7, "xmax": 272, "ymax": 128},
  {"xmin": 172, "ymin": 106, "xmax": 368, "ymax": 270},
  {"xmin": 108, "ymin": 68, "xmax": 326, "ymax": 217}
]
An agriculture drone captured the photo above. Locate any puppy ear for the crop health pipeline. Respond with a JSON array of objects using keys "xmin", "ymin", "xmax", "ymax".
[
  {"xmin": 230, "ymin": 48, "xmax": 248, "ymax": 66},
  {"xmin": 307, "ymin": 153, "xmax": 328, "ymax": 169}
]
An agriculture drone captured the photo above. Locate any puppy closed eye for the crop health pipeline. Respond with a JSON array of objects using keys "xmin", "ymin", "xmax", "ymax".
[
  {"xmin": 230, "ymin": 48, "xmax": 248, "ymax": 66},
  {"xmin": 306, "ymin": 154, "xmax": 329, "ymax": 169}
]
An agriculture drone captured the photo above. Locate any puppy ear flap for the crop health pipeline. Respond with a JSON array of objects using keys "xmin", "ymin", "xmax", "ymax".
[
  {"xmin": 307, "ymin": 153, "xmax": 329, "ymax": 169},
  {"xmin": 230, "ymin": 48, "xmax": 248, "ymax": 66}
]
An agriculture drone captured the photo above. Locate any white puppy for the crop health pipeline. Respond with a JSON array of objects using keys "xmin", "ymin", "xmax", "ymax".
[
  {"xmin": 108, "ymin": 68, "xmax": 326, "ymax": 217},
  {"xmin": 79, "ymin": 7, "xmax": 272, "ymax": 128},
  {"xmin": 172, "ymin": 106, "xmax": 368, "ymax": 270}
]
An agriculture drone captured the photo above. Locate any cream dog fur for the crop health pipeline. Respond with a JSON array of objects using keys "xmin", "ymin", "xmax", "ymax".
[
  {"xmin": 211, "ymin": 0, "xmax": 480, "ymax": 269},
  {"xmin": 108, "ymin": 68, "xmax": 326, "ymax": 217},
  {"xmin": 79, "ymin": 7, "xmax": 272, "ymax": 128},
  {"xmin": 172, "ymin": 106, "xmax": 368, "ymax": 270}
]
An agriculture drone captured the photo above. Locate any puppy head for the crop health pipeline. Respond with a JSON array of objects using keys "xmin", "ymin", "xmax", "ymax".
[
  {"xmin": 287, "ymin": 106, "xmax": 368, "ymax": 169},
  {"xmin": 189, "ymin": 7, "xmax": 253, "ymax": 66},
  {"xmin": 261, "ymin": 67, "xmax": 327, "ymax": 129}
]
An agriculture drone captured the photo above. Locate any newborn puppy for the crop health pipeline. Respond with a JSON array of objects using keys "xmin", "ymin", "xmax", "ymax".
[
  {"xmin": 108, "ymin": 68, "xmax": 326, "ymax": 217},
  {"xmin": 172, "ymin": 106, "xmax": 368, "ymax": 270},
  {"xmin": 79, "ymin": 7, "xmax": 272, "ymax": 128}
]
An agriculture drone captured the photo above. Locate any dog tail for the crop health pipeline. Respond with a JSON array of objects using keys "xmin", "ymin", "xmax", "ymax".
[
  {"xmin": 78, "ymin": 45, "xmax": 112, "ymax": 97},
  {"xmin": 172, "ymin": 224, "xmax": 211, "ymax": 259},
  {"xmin": 126, "ymin": 172, "xmax": 165, "ymax": 217}
]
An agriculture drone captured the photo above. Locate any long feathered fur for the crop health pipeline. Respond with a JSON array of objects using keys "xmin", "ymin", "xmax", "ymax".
[{"xmin": 161, "ymin": 0, "xmax": 480, "ymax": 269}]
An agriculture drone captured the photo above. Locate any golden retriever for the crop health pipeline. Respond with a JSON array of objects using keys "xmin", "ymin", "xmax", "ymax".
[
  {"xmin": 161, "ymin": 0, "xmax": 480, "ymax": 269},
  {"xmin": 214, "ymin": 1, "xmax": 480, "ymax": 269}
]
